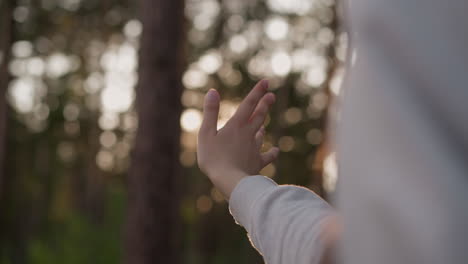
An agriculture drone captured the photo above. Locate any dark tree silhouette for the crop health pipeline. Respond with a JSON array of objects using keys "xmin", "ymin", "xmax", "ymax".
[
  {"xmin": 124, "ymin": 0, "xmax": 186, "ymax": 263},
  {"xmin": 0, "ymin": 0, "xmax": 14, "ymax": 202}
]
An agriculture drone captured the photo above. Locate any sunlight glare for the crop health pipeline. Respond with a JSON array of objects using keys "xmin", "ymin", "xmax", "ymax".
[
  {"xmin": 304, "ymin": 67, "xmax": 326, "ymax": 87},
  {"xmin": 266, "ymin": 0, "xmax": 314, "ymax": 15},
  {"xmin": 198, "ymin": 50, "xmax": 223, "ymax": 74},
  {"xmin": 229, "ymin": 34, "xmax": 248, "ymax": 54},
  {"xmin": 265, "ymin": 17, "xmax": 289, "ymax": 40},
  {"xmin": 124, "ymin": 20, "xmax": 142, "ymax": 38},
  {"xmin": 183, "ymin": 68, "xmax": 208, "ymax": 89},
  {"xmin": 46, "ymin": 53, "xmax": 72, "ymax": 78},
  {"xmin": 217, "ymin": 101, "xmax": 238, "ymax": 129},
  {"xmin": 96, "ymin": 150, "xmax": 114, "ymax": 171},
  {"xmin": 181, "ymin": 108, "xmax": 202, "ymax": 132},
  {"xmin": 12, "ymin": 41, "xmax": 33, "ymax": 58},
  {"xmin": 101, "ymin": 72, "xmax": 135, "ymax": 113},
  {"xmin": 323, "ymin": 152, "xmax": 338, "ymax": 192},
  {"xmin": 27, "ymin": 57, "xmax": 45, "ymax": 76},
  {"xmin": 8, "ymin": 77, "xmax": 35, "ymax": 113},
  {"xmin": 271, "ymin": 51, "xmax": 292, "ymax": 76},
  {"xmin": 99, "ymin": 113, "xmax": 120, "ymax": 130}
]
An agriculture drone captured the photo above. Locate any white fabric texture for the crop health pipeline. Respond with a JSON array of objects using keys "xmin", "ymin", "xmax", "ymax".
[
  {"xmin": 229, "ymin": 176, "xmax": 334, "ymax": 264},
  {"xmin": 338, "ymin": 1, "xmax": 468, "ymax": 264}
]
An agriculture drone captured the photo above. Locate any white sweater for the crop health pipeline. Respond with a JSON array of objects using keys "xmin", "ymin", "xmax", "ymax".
[{"xmin": 229, "ymin": 176, "xmax": 334, "ymax": 264}]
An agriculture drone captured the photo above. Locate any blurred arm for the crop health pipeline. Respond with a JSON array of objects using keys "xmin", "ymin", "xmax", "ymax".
[
  {"xmin": 337, "ymin": 1, "xmax": 468, "ymax": 263},
  {"xmin": 229, "ymin": 175, "xmax": 337, "ymax": 264}
]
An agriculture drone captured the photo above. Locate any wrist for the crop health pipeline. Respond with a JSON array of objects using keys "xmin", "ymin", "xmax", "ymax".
[{"xmin": 207, "ymin": 168, "xmax": 248, "ymax": 199}]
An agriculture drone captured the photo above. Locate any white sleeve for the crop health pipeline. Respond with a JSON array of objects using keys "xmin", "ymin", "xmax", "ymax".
[
  {"xmin": 229, "ymin": 175, "xmax": 335, "ymax": 264},
  {"xmin": 337, "ymin": 1, "xmax": 468, "ymax": 263}
]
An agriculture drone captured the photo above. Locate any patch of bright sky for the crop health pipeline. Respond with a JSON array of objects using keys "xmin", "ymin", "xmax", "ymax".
[
  {"xmin": 9, "ymin": 57, "xmax": 45, "ymax": 77},
  {"xmin": 60, "ymin": 0, "xmax": 82, "ymax": 11},
  {"xmin": 217, "ymin": 100, "xmax": 239, "ymax": 129},
  {"xmin": 186, "ymin": 0, "xmax": 220, "ymax": 30},
  {"xmin": 229, "ymin": 34, "xmax": 248, "ymax": 54},
  {"xmin": 181, "ymin": 99, "xmax": 239, "ymax": 133},
  {"xmin": 9, "ymin": 59, "xmax": 27, "ymax": 76},
  {"xmin": 271, "ymin": 51, "xmax": 292, "ymax": 77},
  {"xmin": 100, "ymin": 43, "xmax": 137, "ymax": 73},
  {"xmin": 100, "ymin": 42, "xmax": 136, "ymax": 114},
  {"xmin": 217, "ymin": 63, "xmax": 242, "ymax": 86},
  {"xmin": 265, "ymin": 17, "xmax": 289, "ymax": 40},
  {"xmin": 101, "ymin": 72, "xmax": 135, "ymax": 113},
  {"xmin": 266, "ymin": 0, "xmax": 315, "ymax": 15},
  {"xmin": 304, "ymin": 67, "xmax": 326, "ymax": 87},
  {"xmin": 84, "ymin": 72, "xmax": 104, "ymax": 94},
  {"xmin": 46, "ymin": 53, "xmax": 73, "ymax": 78},
  {"xmin": 292, "ymin": 49, "xmax": 314, "ymax": 72},
  {"xmin": 183, "ymin": 66, "xmax": 208, "ymax": 89},
  {"xmin": 8, "ymin": 41, "xmax": 74, "ymax": 118},
  {"xmin": 99, "ymin": 113, "xmax": 120, "ymax": 131},
  {"xmin": 124, "ymin": 20, "xmax": 142, "ymax": 39},
  {"xmin": 27, "ymin": 57, "xmax": 45, "ymax": 76},
  {"xmin": 248, "ymin": 53, "xmax": 269, "ymax": 77},
  {"xmin": 12, "ymin": 41, "xmax": 33, "ymax": 58},
  {"xmin": 198, "ymin": 50, "xmax": 223, "ymax": 74},
  {"xmin": 180, "ymin": 108, "xmax": 203, "ymax": 132},
  {"xmin": 8, "ymin": 77, "xmax": 36, "ymax": 113}
]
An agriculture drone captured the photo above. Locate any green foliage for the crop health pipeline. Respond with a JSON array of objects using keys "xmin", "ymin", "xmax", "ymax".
[{"xmin": 28, "ymin": 187, "xmax": 124, "ymax": 264}]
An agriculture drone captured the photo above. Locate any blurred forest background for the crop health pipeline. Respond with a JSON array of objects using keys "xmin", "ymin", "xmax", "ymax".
[{"xmin": 0, "ymin": 0, "xmax": 347, "ymax": 263}]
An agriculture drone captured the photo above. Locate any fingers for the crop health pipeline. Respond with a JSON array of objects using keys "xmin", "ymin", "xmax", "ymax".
[
  {"xmin": 255, "ymin": 126, "xmax": 265, "ymax": 149},
  {"xmin": 261, "ymin": 147, "xmax": 279, "ymax": 167},
  {"xmin": 232, "ymin": 79, "xmax": 269, "ymax": 123},
  {"xmin": 199, "ymin": 89, "xmax": 220, "ymax": 137},
  {"xmin": 249, "ymin": 92, "xmax": 275, "ymax": 132}
]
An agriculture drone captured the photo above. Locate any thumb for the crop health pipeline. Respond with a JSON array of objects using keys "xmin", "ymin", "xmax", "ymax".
[{"xmin": 200, "ymin": 89, "xmax": 220, "ymax": 137}]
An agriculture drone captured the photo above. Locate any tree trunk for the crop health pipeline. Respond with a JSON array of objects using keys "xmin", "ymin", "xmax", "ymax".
[
  {"xmin": 124, "ymin": 0, "xmax": 186, "ymax": 263},
  {"xmin": 0, "ymin": 0, "xmax": 14, "ymax": 203}
]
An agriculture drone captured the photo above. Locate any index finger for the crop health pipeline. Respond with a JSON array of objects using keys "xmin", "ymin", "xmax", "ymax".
[{"xmin": 232, "ymin": 79, "xmax": 269, "ymax": 123}]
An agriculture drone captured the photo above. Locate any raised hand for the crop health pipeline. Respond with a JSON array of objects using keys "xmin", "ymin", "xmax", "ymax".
[{"xmin": 197, "ymin": 80, "xmax": 279, "ymax": 199}]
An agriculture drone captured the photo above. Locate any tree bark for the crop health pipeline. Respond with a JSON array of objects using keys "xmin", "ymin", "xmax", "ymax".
[
  {"xmin": 124, "ymin": 0, "xmax": 186, "ymax": 263},
  {"xmin": 0, "ymin": 0, "xmax": 14, "ymax": 203}
]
